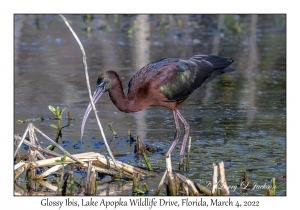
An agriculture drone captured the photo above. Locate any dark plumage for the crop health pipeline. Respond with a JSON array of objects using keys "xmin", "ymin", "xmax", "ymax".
[{"xmin": 81, "ymin": 54, "xmax": 235, "ymax": 163}]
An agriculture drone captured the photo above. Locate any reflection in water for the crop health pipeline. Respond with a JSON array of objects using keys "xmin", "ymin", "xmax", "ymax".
[
  {"xmin": 240, "ymin": 14, "xmax": 258, "ymax": 126},
  {"xmin": 14, "ymin": 15, "xmax": 286, "ymax": 196},
  {"xmin": 212, "ymin": 14, "xmax": 224, "ymax": 55},
  {"xmin": 133, "ymin": 15, "xmax": 150, "ymax": 141},
  {"xmin": 202, "ymin": 14, "xmax": 224, "ymax": 106}
]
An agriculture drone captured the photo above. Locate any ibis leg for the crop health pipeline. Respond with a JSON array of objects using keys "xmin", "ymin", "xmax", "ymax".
[
  {"xmin": 177, "ymin": 110, "xmax": 190, "ymax": 163},
  {"xmin": 165, "ymin": 109, "xmax": 181, "ymax": 158}
]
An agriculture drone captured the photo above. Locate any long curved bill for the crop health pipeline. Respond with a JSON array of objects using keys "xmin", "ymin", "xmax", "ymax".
[{"xmin": 80, "ymin": 86, "xmax": 104, "ymax": 138}]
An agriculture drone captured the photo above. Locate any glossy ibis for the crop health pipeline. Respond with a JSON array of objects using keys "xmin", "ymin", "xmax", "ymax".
[{"xmin": 81, "ymin": 54, "xmax": 235, "ymax": 163}]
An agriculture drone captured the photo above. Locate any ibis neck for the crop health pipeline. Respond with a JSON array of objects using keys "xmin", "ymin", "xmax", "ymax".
[{"xmin": 108, "ymin": 75, "xmax": 141, "ymax": 113}]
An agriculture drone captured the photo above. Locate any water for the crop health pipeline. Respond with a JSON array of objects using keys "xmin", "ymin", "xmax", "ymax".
[{"xmin": 14, "ymin": 14, "xmax": 286, "ymax": 196}]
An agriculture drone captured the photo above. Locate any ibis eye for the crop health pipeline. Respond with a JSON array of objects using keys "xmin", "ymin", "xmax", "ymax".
[{"xmin": 97, "ymin": 81, "xmax": 106, "ymax": 92}]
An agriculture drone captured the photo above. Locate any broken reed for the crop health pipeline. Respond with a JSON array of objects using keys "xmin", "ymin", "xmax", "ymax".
[
  {"xmin": 135, "ymin": 135, "xmax": 153, "ymax": 171},
  {"xmin": 187, "ymin": 136, "xmax": 192, "ymax": 170},
  {"xmin": 165, "ymin": 155, "xmax": 177, "ymax": 196},
  {"xmin": 154, "ymin": 158, "xmax": 230, "ymax": 196},
  {"xmin": 14, "ymin": 123, "xmax": 155, "ymax": 195},
  {"xmin": 133, "ymin": 173, "xmax": 145, "ymax": 195},
  {"xmin": 15, "ymin": 123, "xmax": 233, "ymax": 196}
]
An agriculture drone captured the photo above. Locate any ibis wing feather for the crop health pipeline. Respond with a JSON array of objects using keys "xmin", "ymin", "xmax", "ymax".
[
  {"xmin": 157, "ymin": 55, "xmax": 235, "ymax": 101},
  {"xmin": 127, "ymin": 57, "xmax": 179, "ymax": 93},
  {"xmin": 157, "ymin": 59, "xmax": 198, "ymax": 101}
]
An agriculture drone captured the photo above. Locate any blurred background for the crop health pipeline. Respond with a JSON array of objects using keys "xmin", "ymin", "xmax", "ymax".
[{"xmin": 14, "ymin": 14, "xmax": 286, "ymax": 195}]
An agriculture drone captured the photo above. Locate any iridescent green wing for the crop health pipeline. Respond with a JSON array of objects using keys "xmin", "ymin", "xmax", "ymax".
[{"xmin": 158, "ymin": 58, "xmax": 204, "ymax": 101}]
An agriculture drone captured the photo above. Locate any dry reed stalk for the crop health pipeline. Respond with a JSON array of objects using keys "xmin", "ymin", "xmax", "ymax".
[
  {"xmin": 180, "ymin": 182, "xmax": 189, "ymax": 195},
  {"xmin": 211, "ymin": 163, "xmax": 218, "ymax": 195},
  {"xmin": 89, "ymin": 161, "xmax": 124, "ymax": 177},
  {"xmin": 28, "ymin": 123, "xmax": 46, "ymax": 160},
  {"xmin": 14, "ymin": 134, "xmax": 61, "ymax": 158},
  {"xmin": 134, "ymin": 136, "xmax": 153, "ymax": 171},
  {"xmin": 26, "ymin": 151, "xmax": 152, "ymax": 178},
  {"xmin": 135, "ymin": 135, "xmax": 145, "ymax": 153},
  {"xmin": 35, "ymin": 151, "xmax": 46, "ymax": 160},
  {"xmin": 14, "ymin": 125, "xmax": 29, "ymax": 158},
  {"xmin": 30, "ymin": 152, "xmax": 116, "ymax": 176},
  {"xmin": 27, "ymin": 149, "xmax": 37, "ymax": 180},
  {"xmin": 86, "ymin": 162, "xmax": 97, "ymax": 195},
  {"xmin": 166, "ymin": 176, "xmax": 177, "ymax": 196},
  {"xmin": 265, "ymin": 178, "xmax": 276, "ymax": 196},
  {"xmin": 18, "ymin": 151, "xmax": 105, "ymax": 179},
  {"xmin": 31, "ymin": 152, "xmax": 97, "ymax": 168},
  {"xmin": 194, "ymin": 182, "xmax": 212, "ymax": 196},
  {"xmin": 154, "ymin": 170, "xmax": 167, "ymax": 196},
  {"xmin": 132, "ymin": 172, "xmax": 140, "ymax": 193},
  {"xmin": 186, "ymin": 136, "xmax": 192, "ymax": 171},
  {"xmin": 218, "ymin": 161, "xmax": 230, "ymax": 195},
  {"xmin": 97, "ymin": 154, "xmax": 155, "ymax": 177},
  {"xmin": 58, "ymin": 14, "xmax": 119, "ymax": 169},
  {"xmin": 28, "ymin": 123, "xmax": 38, "ymax": 144},
  {"xmin": 86, "ymin": 161, "xmax": 93, "ymax": 189},
  {"xmin": 176, "ymin": 173, "xmax": 200, "ymax": 196},
  {"xmin": 166, "ymin": 155, "xmax": 177, "ymax": 195},
  {"xmin": 36, "ymin": 179, "xmax": 58, "ymax": 192},
  {"xmin": 14, "ymin": 162, "xmax": 30, "ymax": 180},
  {"xmin": 36, "ymin": 164, "xmax": 67, "ymax": 179}
]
